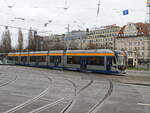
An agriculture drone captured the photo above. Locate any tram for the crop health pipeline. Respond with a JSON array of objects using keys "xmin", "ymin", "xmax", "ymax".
[{"xmin": 7, "ymin": 49, "xmax": 127, "ymax": 74}]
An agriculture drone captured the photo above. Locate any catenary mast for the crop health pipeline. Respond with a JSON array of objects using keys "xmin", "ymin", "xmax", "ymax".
[{"xmin": 147, "ymin": 0, "xmax": 150, "ymax": 23}]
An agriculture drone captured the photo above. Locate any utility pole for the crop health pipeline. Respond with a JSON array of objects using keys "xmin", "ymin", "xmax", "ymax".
[
  {"xmin": 96, "ymin": 0, "xmax": 100, "ymax": 26},
  {"xmin": 146, "ymin": 0, "xmax": 150, "ymax": 67},
  {"xmin": 97, "ymin": 0, "xmax": 100, "ymax": 17},
  {"xmin": 34, "ymin": 30, "xmax": 38, "ymax": 51},
  {"xmin": 66, "ymin": 24, "xmax": 70, "ymax": 50},
  {"xmin": 147, "ymin": 0, "xmax": 150, "ymax": 23},
  {"xmin": 67, "ymin": 24, "xmax": 70, "ymax": 33}
]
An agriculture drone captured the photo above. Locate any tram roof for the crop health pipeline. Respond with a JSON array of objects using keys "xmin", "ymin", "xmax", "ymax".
[
  {"xmin": 66, "ymin": 49, "xmax": 114, "ymax": 53},
  {"xmin": 29, "ymin": 50, "xmax": 64, "ymax": 54},
  {"xmin": 8, "ymin": 49, "xmax": 115, "ymax": 55},
  {"xmin": 8, "ymin": 50, "xmax": 64, "ymax": 54}
]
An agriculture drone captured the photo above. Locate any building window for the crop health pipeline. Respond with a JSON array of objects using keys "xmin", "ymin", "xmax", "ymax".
[{"xmin": 138, "ymin": 42, "xmax": 140, "ymax": 45}]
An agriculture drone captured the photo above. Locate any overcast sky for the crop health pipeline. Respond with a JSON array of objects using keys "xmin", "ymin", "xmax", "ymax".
[{"xmin": 0, "ymin": 0, "xmax": 147, "ymax": 46}]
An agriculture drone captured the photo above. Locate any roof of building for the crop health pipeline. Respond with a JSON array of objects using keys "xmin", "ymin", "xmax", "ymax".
[{"xmin": 118, "ymin": 22, "xmax": 150, "ymax": 38}]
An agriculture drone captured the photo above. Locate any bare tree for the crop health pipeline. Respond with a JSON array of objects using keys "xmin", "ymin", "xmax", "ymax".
[
  {"xmin": 27, "ymin": 28, "xmax": 33, "ymax": 51},
  {"xmin": 86, "ymin": 41, "xmax": 97, "ymax": 49},
  {"xmin": 27, "ymin": 28, "xmax": 36, "ymax": 51},
  {"xmin": 69, "ymin": 40, "xmax": 79, "ymax": 50},
  {"xmin": 17, "ymin": 28, "xmax": 24, "ymax": 52},
  {"xmin": 0, "ymin": 28, "xmax": 12, "ymax": 53},
  {"xmin": 51, "ymin": 39, "xmax": 65, "ymax": 50}
]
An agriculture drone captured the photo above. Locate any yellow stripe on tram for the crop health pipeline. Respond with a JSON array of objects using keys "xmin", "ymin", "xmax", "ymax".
[
  {"xmin": 48, "ymin": 53, "xmax": 64, "ymax": 56},
  {"xmin": 8, "ymin": 54, "xmax": 19, "ymax": 56},
  {"xmin": 8, "ymin": 52, "xmax": 115, "ymax": 57},
  {"xmin": 29, "ymin": 53, "xmax": 48, "ymax": 56}
]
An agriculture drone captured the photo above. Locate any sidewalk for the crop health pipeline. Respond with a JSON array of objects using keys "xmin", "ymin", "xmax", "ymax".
[
  {"xmin": 127, "ymin": 70, "xmax": 150, "ymax": 75},
  {"xmin": 119, "ymin": 70, "xmax": 150, "ymax": 86}
]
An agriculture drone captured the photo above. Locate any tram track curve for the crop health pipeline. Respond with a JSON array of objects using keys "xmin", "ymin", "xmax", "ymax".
[
  {"xmin": 1, "ymin": 67, "xmax": 113, "ymax": 113},
  {"xmin": 87, "ymin": 79, "xmax": 113, "ymax": 113},
  {"xmin": 0, "ymin": 74, "xmax": 18, "ymax": 88},
  {"xmin": 26, "ymin": 72, "xmax": 93, "ymax": 113},
  {"xmin": 2, "ymin": 70, "xmax": 79, "ymax": 113},
  {"xmin": 60, "ymin": 79, "xmax": 93, "ymax": 113},
  {"xmin": 2, "ymin": 75, "xmax": 53, "ymax": 113},
  {"xmin": 27, "ymin": 77, "xmax": 77, "ymax": 113}
]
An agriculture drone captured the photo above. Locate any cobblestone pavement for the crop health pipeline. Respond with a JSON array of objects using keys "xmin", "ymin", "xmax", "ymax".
[{"xmin": 0, "ymin": 65, "xmax": 149, "ymax": 113}]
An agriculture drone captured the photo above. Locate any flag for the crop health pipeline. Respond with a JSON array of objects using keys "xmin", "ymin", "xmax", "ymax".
[{"xmin": 123, "ymin": 10, "xmax": 129, "ymax": 15}]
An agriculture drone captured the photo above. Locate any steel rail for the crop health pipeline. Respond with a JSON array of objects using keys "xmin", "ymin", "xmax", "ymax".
[
  {"xmin": 87, "ymin": 79, "xmax": 113, "ymax": 113},
  {"xmin": 28, "ymin": 98, "xmax": 65, "ymax": 113},
  {"xmin": 3, "ymin": 76, "xmax": 52, "ymax": 113},
  {"xmin": 26, "ymin": 77, "xmax": 77, "ymax": 113},
  {"xmin": 60, "ymin": 80, "xmax": 93, "ymax": 113},
  {"xmin": 0, "ymin": 75, "xmax": 18, "ymax": 88}
]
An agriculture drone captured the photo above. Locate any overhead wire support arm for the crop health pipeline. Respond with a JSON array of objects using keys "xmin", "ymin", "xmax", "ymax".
[{"xmin": 0, "ymin": 24, "xmax": 51, "ymax": 33}]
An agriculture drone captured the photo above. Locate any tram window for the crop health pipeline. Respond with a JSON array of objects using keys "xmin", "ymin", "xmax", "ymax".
[
  {"xmin": 15, "ymin": 56, "xmax": 18, "ymax": 61},
  {"xmin": 112, "ymin": 57, "xmax": 116, "ymax": 64},
  {"xmin": 87, "ymin": 56, "xmax": 104, "ymax": 66},
  {"xmin": 50, "ymin": 56, "xmax": 55, "ymax": 63},
  {"xmin": 67, "ymin": 56, "xmax": 80, "ymax": 64},
  {"xmin": 58, "ymin": 56, "xmax": 61, "ymax": 63},
  {"xmin": 106, "ymin": 57, "xmax": 113, "ymax": 66},
  {"xmin": 21, "ymin": 56, "xmax": 27, "ymax": 61},
  {"xmin": 30, "ymin": 56, "xmax": 36, "ymax": 62},
  {"xmin": 37, "ymin": 56, "xmax": 46, "ymax": 62},
  {"xmin": 8, "ymin": 56, "xmax": 13, "ymax": 61}
]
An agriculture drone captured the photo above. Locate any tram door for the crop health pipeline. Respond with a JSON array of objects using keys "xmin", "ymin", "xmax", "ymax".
[
  {"xmin": 80, "ymin": 57, "xmax": 87, "ymax": 71},
  {"xmin": 54, "ymin": 56, "xmax": 61, "ymax": 67},
  {"xmin": 36, "ymin": 56, "xmax": 39, "ymax": 67},
  {"xmin": 106, "ymin": 56, "xmax": 112, "ymax": 71}
]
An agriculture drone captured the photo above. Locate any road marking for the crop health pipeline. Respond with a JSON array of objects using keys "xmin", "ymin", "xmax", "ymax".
[{"xmin": 137, "ymin": 103, "xmax": 150, "ymax": 106}]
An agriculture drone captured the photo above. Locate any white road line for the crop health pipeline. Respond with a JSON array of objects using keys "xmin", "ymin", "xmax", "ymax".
[{"xmin": 137, "ymin": 103, "xmax": 150, "ymax": 106}]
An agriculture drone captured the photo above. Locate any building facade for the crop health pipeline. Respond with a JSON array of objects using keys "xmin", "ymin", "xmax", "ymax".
[
  {"xmin": 84, "ymin": 25, "xmax": 121, "ymax": 49},
  {"xmin": 35, "ymin": 22, "xmax": 150, "ymax": 68},
  {"xmin": 116, "ymin": 22, "xmax": 150, "ymax": 66}
]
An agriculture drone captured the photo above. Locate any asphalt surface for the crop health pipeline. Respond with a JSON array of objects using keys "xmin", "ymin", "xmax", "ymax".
[{"xmin": 0, "ymin": 65, "xmax": 150, "ymax": 113}]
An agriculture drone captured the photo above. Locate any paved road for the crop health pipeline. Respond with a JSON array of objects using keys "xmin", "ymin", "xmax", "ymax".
[{"xmin": 0, "ymin": 65, "xmax": 149, "ymax": 113}]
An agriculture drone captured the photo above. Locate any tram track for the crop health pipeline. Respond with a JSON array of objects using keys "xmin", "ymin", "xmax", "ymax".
[
  {"xmin": 58, "ymin": 70, "xmax": 113, "ymax": 113},
  {"xmin": 60, "ymin": 79, "xmax": 93, "ymax": 113},
  {"xmin": 1, "ymin": 67, "xmax": 113, "ymax": 113},
  {"xmin": 2, "ymin": 75, "xmax": 52, "ymax": 113},
  {"xmin": 23, "ymin": 71, "xmax": 94, "ymax": 113},
  {"xmin": 87, "ymin": 79, "xmax": 113, "ymax": 113},
  {"xmin": 28, "ymin": 98, "xmax": 65, "ymax": 113},
  {"xmin": 2, "ymin": 71, "xmax": 78, "ymax": 113},
  {"xmin": 0, "ymin": 74, "xmax": 18, "ymax": 88},
  {"xmin": 25, "ymin": 77, "xmax": 78, "ymax": 113}
]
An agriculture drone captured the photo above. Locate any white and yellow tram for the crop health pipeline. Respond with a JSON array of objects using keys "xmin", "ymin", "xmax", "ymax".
[{"xmin": 7, "ymin": 49, "xmax": 127, "ymax": 74}]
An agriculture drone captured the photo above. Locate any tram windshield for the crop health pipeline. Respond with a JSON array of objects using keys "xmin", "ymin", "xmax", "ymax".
[
  {"xmin": 114, "ymin": 51, "xmax": 127, "ymax": 65},
  {"xmin": 117, "ymin": 56, "xmax": 126, "ymax": 65},
  {"xmin": 114, "ymin": 50, "xmax": 127, "ymax": 71}
]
